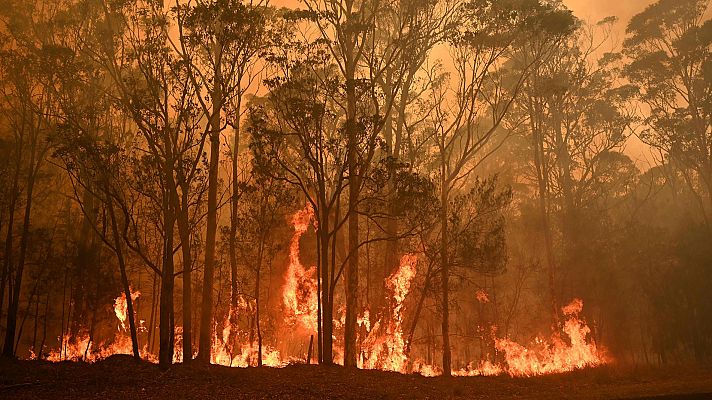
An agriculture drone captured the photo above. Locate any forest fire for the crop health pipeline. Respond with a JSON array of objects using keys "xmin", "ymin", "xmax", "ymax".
[
  {"xmin": 282, "ymin": 206, "xmax": 319, "ymax": 334},
  {"xmin": 6, "ymin": 0, "xmax": 712, "ymax": 397},
  {"xmin": 33, "ymin": 210, "xmax": 607, "ymax": 378},
  {"xmin": 114, "ymin": 289, "xmax": 141, "ymax": 331},
  {"xmin": 452, "ymin": 299, "xmax": 607, "ymax": 377},
  {"xmin": 37, "ymin": 291, "xmax": 147, "ymax": 363},
  {"xmin": 360, "ymin": 254, "xmax": 417, "ymax": 373},
  {"xmin": 493, "ymin": 299, "xmax": 607, "ymax": 377}
]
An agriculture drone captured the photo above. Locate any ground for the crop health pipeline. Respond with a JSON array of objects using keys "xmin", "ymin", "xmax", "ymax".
[{"xmin": 1, "ymin": 356, "xmax": 711, "ymax": 399}]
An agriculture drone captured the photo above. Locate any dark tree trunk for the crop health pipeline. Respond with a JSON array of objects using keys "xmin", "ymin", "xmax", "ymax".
[
  {"xmin": 319, "ymin": 204, "xmax": 333, "ymax": 364},
  {"xmin": 198, "ymin": 57, "xmax": 223, "ymax": 364},
  {"xmin": 344, "ymin": 53, "xmax": 359, "ymax": 370},
  {"xmin": 0, "ymin": 132, "xmax": 21, "ymax": 354},
  {"xmin": 108, "ymin": 197, "xmax": 140, "ymax": 359},
  {"xmin": 159, "ymin": 160, "xmax": 177, "ymax": 369},
  {"xmin": 229, "ymin": 99, "xmax": 241, "ymax": 327},
  {"xmin": 176, "ymin": 187, "xmax": 193, "ymax": 362},
  {"xmin": 3, "ymin": 135, "xmax": 37, "ymax": 357},
  {"xmin": 440, "ymin": 183, "xmax": 451, "ymax": 376},
  {"xmin": 530, "ymin": 100, "xmax": 559, "ymax": 326},
  {"xmin": 255, "ymin": 241, "xmax": 263, "ymax": 367}
]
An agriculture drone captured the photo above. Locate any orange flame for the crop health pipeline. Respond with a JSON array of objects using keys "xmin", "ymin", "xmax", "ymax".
[
  {"xmin": 32, "ymin": 209, "xmax": 609, "ymax": 378},
  {"xmin": 361, "ymin": 254, "xmax": 417, "ymax": 373},
  {"xmin": 451, "ymin": 298, "xmax": 607, "ymax": 377},
  {"xmin": 114, "ymin": 288, "xmax": 140, "ymax": 331},
  {"xmin": 282, "ymin": 205, "xmax": 318, "ymax": 333},
  {"xmin": 493, "ymin": 298, "xmax": 607, "ymax": 377}
]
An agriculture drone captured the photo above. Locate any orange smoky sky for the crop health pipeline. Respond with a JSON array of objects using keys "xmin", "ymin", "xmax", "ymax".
[
  {"xmin": 272, "ymin": 0, "xmax": 655, "ymax": 19},
  {"xmin": 565, "ymin": 0, "xmax": 654, "ymax": 25},
  {"xmin": 267, "ymin": 0, "xmax": 660, "ymax": 167}
]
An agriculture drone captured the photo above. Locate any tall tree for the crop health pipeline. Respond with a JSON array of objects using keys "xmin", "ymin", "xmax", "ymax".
[
  {"xmin": 175, "ymin": 0, "xmax": 269, "ymax": 363},
  {"xmin": 0, "ymin": 8, "xmax": 53, "ymax": 355},
  {"xmin": 428, "ymin": 0, "xmax": 576, "ymax": 374},
  {"xmin": 517, "ymin": 18, "xmax": 634, "ymax": 322},
  {"xmin": 624, "ymin": 0, "xmax": 712, "ymax": 225}
]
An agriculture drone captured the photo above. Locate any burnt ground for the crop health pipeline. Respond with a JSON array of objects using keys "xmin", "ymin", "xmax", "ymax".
[{"xmin": 0, "ymin": 356, "xmax": 711, "ymax": 400}]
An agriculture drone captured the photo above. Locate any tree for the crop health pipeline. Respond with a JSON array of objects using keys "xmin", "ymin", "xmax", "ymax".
[
  {"xmin": 174, "ymin": 0, "xmax": 270, "ymax": 363},
  {"xmin": 624, "ymin": 0, "xmax": 712, "ymax": 225},
  {"xmin": 236, "ymin": 163, "xmax": 296, "ymax": 366},
  {"xmin": 250, "ymin": 37, "xmax": 349, "ymax": 363},
  {"xmin": 91, "ymin": 0, "xmax": 207, "ymax": 368},
  {"xmin": 0, "ymin": 6, "xmax": 53, "ymax": 355},
  {"xmin": 427, "ymin": 0, "xmax": 576, "ymax": 374},
  {"xmin": 515, "ymin": 18, "xmax": 635, "ymax": 323}
]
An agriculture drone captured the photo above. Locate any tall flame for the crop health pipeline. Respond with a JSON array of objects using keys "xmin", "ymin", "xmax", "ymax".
[
  {"xmin": 282, "ymin": 205, "xmax": 318, "ymax": 333},
  {"xmin": 33, "ymin": 209, "xmax": 609, "ymax": 378},
  {"xmin": 114, "ymin": 288, "xmax": 140, "ymax": 331},
  {"xmin": 361, "ymin": 254, "xmax": 417, "ymax": 373}
]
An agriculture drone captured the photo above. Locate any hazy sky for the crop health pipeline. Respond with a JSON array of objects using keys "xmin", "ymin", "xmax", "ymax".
[
  {"xmin": 565, "ymin": 0, "xmax": 658, "ymax": 166},
  {"xmin": 268, "ymin": 0, "xmax": 661, "ymax": 166},
  {"xmin": 565, "ymin": 0, "xmax": 653, "ymax": 25}
]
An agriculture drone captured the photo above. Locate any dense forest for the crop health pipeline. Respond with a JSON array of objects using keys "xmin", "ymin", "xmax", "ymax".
[{"xmin": 0, "ymin": 0, "xmax": 711, "ymax": 378}]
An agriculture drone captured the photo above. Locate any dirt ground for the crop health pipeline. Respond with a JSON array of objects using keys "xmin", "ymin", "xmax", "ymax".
[{"xmin": 1, "ymin": 355, "xmax": 711, "ymax": 399}]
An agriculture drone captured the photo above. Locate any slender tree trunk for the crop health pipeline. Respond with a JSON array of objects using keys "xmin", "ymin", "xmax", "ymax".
[
  {"xmin": 107, "ymin": 196, "xmax": 140, "ymax": 359},
  {"xmin": 530, "ymin": 101, "xmax": 559, "ymax": 326},
  {"xmin": 344, "ymin": 49, "xmax": 359, "ymax": 369},
  {"xmin": 176, "ymin": 187, "xmax": 193, "ymax": 361},
  {"xmin": 440, "ymin": 181, "xmax": 451, "ymax": 376},
  {"xmin": 229, "ymin": 98, "xmax": 241, "ymax": 319},
  {"xmin": 198, "ymin": 54, "xmax": 223, "ymax": 364},
  {"xmin": 319, "ymin": 204, "xmax": 333, "ymax": 364},
  {"xmin": 316, "ymin": 219, "xmax": 323, "ymax": 363},
  {"xmin": 0, "ymin": 137, "xmax": 21, "ymax": 353},
  {"xmin": 148, "ymin": 273, "xmax": 155, "ymax": 353},
  {"xmin": 553, "ymin": 108, "xmax": 576, "ymax": 287},
  {"xmin": 159, "ymin": 159, "xmax": 177, "ymax": 369},
  {"xmin": 382, "ymin": 73, "xmax": 398, "ymax": 317},
  {"xmin": 39, "ymin": 293, "xmax": 48, "ymax": 359},
  {"xmin": 405, "ymin": 263, "xmax": 433, "ymax": 359},
  {"xmin": 3, "ymin": 135, "xmax": 37, "ymax": 357},
  {"xmin": 255, "ymin": 241, "xmax": 263, "ymax": 367},
  {"xmin": 16, "ymin": 268, "xmax": 45, "ymax": 353},
  {"xmin": 31, "ymin": 292, "xmax": 39, "ymax": 355}
]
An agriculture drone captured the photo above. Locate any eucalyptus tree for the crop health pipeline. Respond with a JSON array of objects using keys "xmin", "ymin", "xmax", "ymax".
[
  {"xmin": 515, "ymin": 18, "xmax": 635, "ymax": 323},
  {"xmin": 173, "ymin": 0, "xmax": 271, "ymax": 363},
  {"xmin": 250, "ymin": 32, "xmax": 349, "ymax": 363},
  {"xmin": 624, "ymin": 0, "xmax": 712, "ymax": 226},
  {"xmin": 299, "ymin": 0, "xmax": 450, "ymax": 366},
  {"xmin": 86, "ymin": 0, "xmax": 208, "ymax": 368},
  {"xmin": 427, "ymin": 0, "xmax": 576, "ymax": 375},
  {"xmin": 0, "ymin": 1, "xmax": 57, "ymax": 357},
  {"xmin": 367, "ymin": 0, "xmax": 459, "ymax": 320}
]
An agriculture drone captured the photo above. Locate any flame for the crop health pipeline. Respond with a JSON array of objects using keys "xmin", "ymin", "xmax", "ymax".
[
  {"xmin": 282, "ymin": 205, "xmax": 319, "ymax": 333},
  {"xmin": 449, "ymin": 298, "xmax": 608, "ymax": 377},
  {"xmin": 360, "ymin": 254, "xmax": 417, "ymax": 373},
  {"xmin": 412, "ymin": 360, "xmax": 442, "ymax": 377},
  {"xmin": 44, "ymin": 332, "xmax": 140, "ymax": 363},
  {"xmin": 452, "ymin": 359, "xmax": 503, "ymax": 377},
  {"xmin": 30, "ymin": 209, "xmax": 609, "ymax": 378},
  {"xmin": 35, "ymin": 283, "xmax": 607, "ymax": 378},
  {"xmin": 114, "ymin": 288, "xmax": 140, "ymax": 331},
  {"xmin": 492, "ymin": 298, "xmax": 607, "ymax": 377},
  {"xmin": 210, "ymin": 306, "xmax": 286, "ymax": 367}
]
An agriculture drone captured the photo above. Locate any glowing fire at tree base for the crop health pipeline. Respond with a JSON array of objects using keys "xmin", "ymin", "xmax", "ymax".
[
  {"xmin": 33, "ymin": 288, "xmax": 608, "ymax": 377},
  {"xmin": 32, "ymin": 209, "xmax": 608, "ymax": 378}
]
